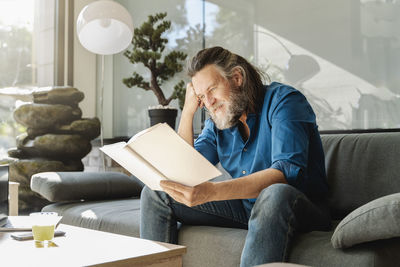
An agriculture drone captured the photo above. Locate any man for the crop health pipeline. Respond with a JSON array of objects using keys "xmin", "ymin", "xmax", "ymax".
[{"xmin": 140, "ymin": 46, "xmax": 331, "ymax": 266}]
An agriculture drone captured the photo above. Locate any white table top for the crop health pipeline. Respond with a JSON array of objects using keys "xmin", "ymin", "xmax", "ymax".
[{"xmin": 0, "ymin": 222, "xmax": 186, "ymax": 267}]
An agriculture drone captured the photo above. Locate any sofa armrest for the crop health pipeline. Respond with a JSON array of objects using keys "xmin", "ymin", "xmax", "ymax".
[{"xmin": 31, "ymin": 171, "xmax": 143, "ymax": 202}]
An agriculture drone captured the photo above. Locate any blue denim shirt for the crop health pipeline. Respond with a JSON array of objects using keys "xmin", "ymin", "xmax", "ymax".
[{"xmin": 194, "ymin": 82, "xmax": 328, "ymax": 208}]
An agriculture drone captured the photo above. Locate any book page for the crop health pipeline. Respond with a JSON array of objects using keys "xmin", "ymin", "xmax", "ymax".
[
  {"xmin": 100, "ymin": 142, "xmax": 166, "ymax": 191},
  {"xmin": 126, "ymin": 123, "xmax": 222, "ymax": 187}
]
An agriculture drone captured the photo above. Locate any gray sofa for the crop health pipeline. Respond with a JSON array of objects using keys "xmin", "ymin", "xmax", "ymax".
[{"xmin": 31, "ymin": 132, "xmax": 400, "ymax": 267}]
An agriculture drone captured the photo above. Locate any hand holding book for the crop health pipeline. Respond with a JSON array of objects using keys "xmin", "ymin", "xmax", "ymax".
[
  {"xmin": 100, "ymin": 123, "xmax": 221, "ymax": 191},
  {"xmin": 160, "ymin": 180, "xmax": 217, "ymax": 207}
]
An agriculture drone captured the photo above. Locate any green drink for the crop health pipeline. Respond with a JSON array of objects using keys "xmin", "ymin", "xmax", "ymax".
[
  {"xmin": 30, "ymin": 212, "xmax": 61, "ymax": 245},
  {"xmin": 32, "ymin": 225, "xmax": 55, "ymax": 242}
]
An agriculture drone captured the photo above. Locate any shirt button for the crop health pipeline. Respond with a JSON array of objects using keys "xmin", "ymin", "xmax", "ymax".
[
  {"xmin": 242, "ymin": 170, "xmax": 246, "ymax": 175},
  {"xmin": 243, "ymin": 148, "xmax": 247, "ymax": 152}
]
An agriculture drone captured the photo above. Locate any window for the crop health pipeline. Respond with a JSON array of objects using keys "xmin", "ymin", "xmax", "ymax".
[
  {"xmin": 0, "ymin": 0, "xmax": 58, "ymax": 160},
  {"xmin": 203, "ymin": 0, "xmax": 400, "ymax": 131},
  {"xmin": 111, "ymin": 0, "xmax": 400, "ymax": 138}
]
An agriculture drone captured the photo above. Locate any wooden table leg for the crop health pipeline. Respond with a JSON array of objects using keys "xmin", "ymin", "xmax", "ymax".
[{"xmin": 9, "ymin": 182, "xmax": 19, "ymax": 216}]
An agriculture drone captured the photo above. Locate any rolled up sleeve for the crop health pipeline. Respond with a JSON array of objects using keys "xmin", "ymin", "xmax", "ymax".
[
  {"xmin": 194, "ymin": 119, "xmax": 219, "ymax": 165},
  {"xmin": 270, "ymin": 160, "xmax": 303, "ymax": 187},
  {"xmin": 269, "ymin": 89, "xmax": 315, "ymax": 190}
]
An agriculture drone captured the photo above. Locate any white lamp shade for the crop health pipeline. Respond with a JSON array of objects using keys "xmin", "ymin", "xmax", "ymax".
[{"xmin": 77, "ymin": 0, "xmax": 133, "ymax": 55}]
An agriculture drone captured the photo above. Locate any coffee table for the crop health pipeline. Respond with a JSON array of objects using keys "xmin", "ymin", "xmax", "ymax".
[{"xmin": 0, "ymin": 223, "xmax": 186, "ymax": 266}]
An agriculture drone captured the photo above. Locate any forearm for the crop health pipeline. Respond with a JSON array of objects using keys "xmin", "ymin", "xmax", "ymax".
[
  {"xmin": 212, "ymin": 168, "xmax": 287, "ymax": 201},
  {"xmin": 177, "ymin": 108, "xmax": 195, "ymax": 146},
  {"xmin": 160, "ymin": 168, "xmax": 286, "ymax": 207}
]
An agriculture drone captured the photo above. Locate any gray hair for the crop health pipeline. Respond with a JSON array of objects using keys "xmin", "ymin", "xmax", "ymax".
[{"xmin": 187, "ymin": 46, "xmax": 266, "ymax": 112}]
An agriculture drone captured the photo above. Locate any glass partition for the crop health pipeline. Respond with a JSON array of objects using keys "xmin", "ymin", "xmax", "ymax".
[
  {"xmin": 0, "ymin": 0, "xmax": 56, "ymax": 160},
  {"xmin": 113, "ymin": 0, "xmax": 202, "ymax": 136},
  {"xmin": 113, "ymin": 0, "xmax": 400, "ymax": 137}
]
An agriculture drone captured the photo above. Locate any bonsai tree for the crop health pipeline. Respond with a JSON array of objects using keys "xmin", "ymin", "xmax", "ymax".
[{"xmin": 123, "ymin": 13, "xmax": 187, "ymax": 109}]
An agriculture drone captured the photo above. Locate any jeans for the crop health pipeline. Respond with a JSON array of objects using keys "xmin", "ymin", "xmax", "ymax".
[{"xmin": 140, "ymin": 183, "xmax": 331, "ymax": 267}]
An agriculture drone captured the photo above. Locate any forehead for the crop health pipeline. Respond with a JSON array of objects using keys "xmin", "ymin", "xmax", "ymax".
[{"xmin": 192, "ymin": 64, "xmax": 223, "ymax": 94}]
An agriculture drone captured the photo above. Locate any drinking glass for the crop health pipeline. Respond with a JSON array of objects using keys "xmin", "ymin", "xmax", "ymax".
[{"xmin": 30, "ymin": 212, "xmax": 61, "ymax": 245}]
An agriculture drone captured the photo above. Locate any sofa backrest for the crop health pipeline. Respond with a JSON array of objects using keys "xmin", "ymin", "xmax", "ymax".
[{"xmin": 321, "ymin": 132, "xmax": 400, "ymax": 219}]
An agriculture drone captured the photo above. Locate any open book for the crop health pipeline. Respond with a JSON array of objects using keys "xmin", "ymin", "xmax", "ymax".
[{"xmin": 100, "ymin": 123, "xmax": 222, "ymax": 191}]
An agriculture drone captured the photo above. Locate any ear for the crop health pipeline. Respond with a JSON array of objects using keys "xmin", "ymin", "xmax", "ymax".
[{"xmin": 232, "ymin": 68, "xmax": 243, "ymax": 87}]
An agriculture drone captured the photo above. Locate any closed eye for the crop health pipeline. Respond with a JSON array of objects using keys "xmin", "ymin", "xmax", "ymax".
[
  {"xmin": 198, "ymin": 85, "xmax": 216, "ymax": 101},
  {"xmin": 208, "ymin": 87, "xmax": 217, "ymax": 93}
]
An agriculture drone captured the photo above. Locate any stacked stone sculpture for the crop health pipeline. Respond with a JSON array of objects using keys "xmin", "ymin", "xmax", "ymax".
[{"xmin": 8, "ymin": 86, "xmax": 100, "ymax": 212}]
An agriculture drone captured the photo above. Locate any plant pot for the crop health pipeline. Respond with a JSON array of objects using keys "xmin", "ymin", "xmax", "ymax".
[{"xmin": 148, "ymin": 108, "xmax": 178, "ymax": 129}]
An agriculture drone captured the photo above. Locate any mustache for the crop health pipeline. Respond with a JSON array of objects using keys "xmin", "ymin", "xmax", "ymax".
[
  {"xmin": 207, "ymin": 90, "xmax": 248, "ymax": 130},
  {"xmin": 203, "ymin": 103, "xmax": 222, "ymax": 114}
]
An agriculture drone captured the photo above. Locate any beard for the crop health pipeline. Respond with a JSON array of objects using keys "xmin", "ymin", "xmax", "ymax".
[{"xmin": 209, "ymin": 86, "xmax": 248, "ymax": 130}]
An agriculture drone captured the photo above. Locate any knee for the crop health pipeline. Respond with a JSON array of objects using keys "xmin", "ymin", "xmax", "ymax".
[
  {"xmin": 253, "ymin": 184, "xmax": 300, "ymax": 216},
  {"xmin": 140, "ymin": 186, "xmax": 152, "ymax": 209},
  {"xmin": 140, "ymin": 186, "xmax": 170, "ymax": 208},
  {"xmin": 259, "ymin": 184, "xmax": 299, "ymax": 204},
  {"xmin": 140, "ymin": 186, "xmax": 153, "ymax": 201}
]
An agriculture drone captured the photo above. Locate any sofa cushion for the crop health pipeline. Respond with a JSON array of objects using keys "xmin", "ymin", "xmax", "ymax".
[
  {"xmin": 178, "ymin": 225, "xmax": 400, "ymax": 267},
  {"xmin": 331, "ymin": 193, "xmax": 400, "ymax": 249},
  {"xmin": 321, "ymin": 133, "xmax": 400, "ymax": 219},
  {"xmin": 31, "ymin": 171, "xmax": 143, "ymax": 202},
  {"xmin": 42, "ymin": 198, "xmax": 141, "ymax": 237},
  {"xmin": 179, "ymin": 225, "xmax": 247, "ymax": 267}
]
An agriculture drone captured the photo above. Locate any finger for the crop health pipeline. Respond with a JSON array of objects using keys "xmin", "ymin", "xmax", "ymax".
[
  {"xmin": 160, "ymin": 180, "xmax": 171, "ymax": 186},
  {"xmin": 160, "ymin": 181, "xmax": 187, "ymax": 194},
  {"xmin": 163, "ymin": 186, "xmax": 187, "ymax": 204},
  {"xmin": 190, "ymin": 83, "xmax": 199, "ymax": 99},
  {"xmin": 187, "ymin": 82, "xmax": 196, "ymax": 96},
  {"xmin": 199, "ymin": 100, "xmax": 204, "ymax": 108},
  {"xmin": 160, "ymin": 180, "xmax": 180, "ymax": 187},
  {"xmin": 160, "ymin": 180, "xmax": 191, "ymax": 191},
  {"xmin": 188, "ymin": 81, "xmax": 194, "ymax": 91}
]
